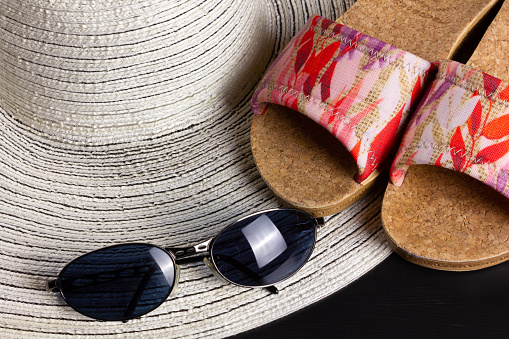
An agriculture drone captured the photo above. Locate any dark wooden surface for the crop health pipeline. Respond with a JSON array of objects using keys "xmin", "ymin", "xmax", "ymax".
[{"xmin": 236, "ymin": 253, "xmax": 509, "ymax": 338}]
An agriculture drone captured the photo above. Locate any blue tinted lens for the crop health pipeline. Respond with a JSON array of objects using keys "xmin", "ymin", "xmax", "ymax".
[
  {"xmin": 58, "ymin": 244, "xmax": 176, "ymax": 321},
  {"xmin": 211, "ymin": 209, "xmax": 316, "ymax": 287}
]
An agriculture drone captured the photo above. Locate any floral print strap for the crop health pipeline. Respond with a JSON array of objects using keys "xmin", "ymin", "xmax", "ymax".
[
  {"xmin": 391, "ymin": 60, "xmax": 509, "ymax": 198},
  {"xmin": 251, "ymin": 15, "xmax": 435, "ymax": 183}
]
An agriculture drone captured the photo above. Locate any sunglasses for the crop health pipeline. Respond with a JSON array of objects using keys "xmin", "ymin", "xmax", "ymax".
[{"xmin": 47, "ymin": 208, "xmax": 324, "ymax": 322}]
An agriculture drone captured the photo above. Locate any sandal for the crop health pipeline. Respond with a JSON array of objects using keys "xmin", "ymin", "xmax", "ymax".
[
  {"xmin": 251, "ymin": 0, "xmax": 502, "ymax": 217},
  {"xmin": 383, "ymin": 0, "xmax": 509, "ymax": 270}
]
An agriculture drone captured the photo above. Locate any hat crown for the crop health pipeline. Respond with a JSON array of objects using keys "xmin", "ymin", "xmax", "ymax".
[{"xmin": 1, "ymin": 0, "xmax": 270, "ymax": 144}]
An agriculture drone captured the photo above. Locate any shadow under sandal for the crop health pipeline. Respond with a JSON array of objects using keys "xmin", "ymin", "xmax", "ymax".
[
  {"xmin": 382, "ymin": 0, "xmax": 509, "ymax": 271},
  {"xmin": 250, "ymin": 0, "xmax": 502, "ymax": 217}
]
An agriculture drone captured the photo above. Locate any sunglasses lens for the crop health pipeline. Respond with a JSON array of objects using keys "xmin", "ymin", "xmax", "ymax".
[
  {"xmin": 211, "ymin": 209, "xmax": 316, "ymax": 287},
  {"xmin": 58, "ymin": 244, "xmax": 176, "ymax": 321}
]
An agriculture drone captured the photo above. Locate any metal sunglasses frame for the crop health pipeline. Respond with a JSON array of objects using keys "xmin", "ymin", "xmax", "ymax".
[{"xmin": 47, "ymin": 208, "xmax": 325, "ymax": 321}]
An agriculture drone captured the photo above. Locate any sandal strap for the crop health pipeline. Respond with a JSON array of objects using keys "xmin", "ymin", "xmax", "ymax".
[
  {"xmin": 391, "ymin": 60, "xmax": 509, "ymax": 198},
  {"xmin": 251, "ymin": 15, "xmax": 435, "ymax": 182}
]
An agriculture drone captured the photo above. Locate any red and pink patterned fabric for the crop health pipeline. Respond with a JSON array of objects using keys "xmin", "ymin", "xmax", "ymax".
[
  {"xmin": 391, "ymin": 60, "xmax": 509, "ymax": 197},
  {"xmin": 251, "ymin": 16, "xmax": 435, "ymax": 182}
]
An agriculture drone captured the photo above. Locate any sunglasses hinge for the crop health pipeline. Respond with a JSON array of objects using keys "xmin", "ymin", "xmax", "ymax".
[
  {"xmin": 46, "ymin": 279, "xmax": 60, "ymax": 293},
  {"xmin": 315, "ymin": 217, "xmax": 325, "ymax": 227}
]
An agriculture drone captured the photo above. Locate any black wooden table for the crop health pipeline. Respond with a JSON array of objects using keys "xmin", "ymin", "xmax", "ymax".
[{"xmin": 236, "ymin": 253, "xmax": 509, "ymax": 338}]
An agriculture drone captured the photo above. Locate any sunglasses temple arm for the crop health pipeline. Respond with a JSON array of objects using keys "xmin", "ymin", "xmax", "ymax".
[
  {"xmin": 212, "ymin": 255, "xmax": 279, "ymax": 294},
  {"xmin": 121, "ymin": 263, "xmax": 157, "ymax": 322}
]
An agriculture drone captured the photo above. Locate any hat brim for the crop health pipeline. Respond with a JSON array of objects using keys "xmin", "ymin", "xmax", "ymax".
[{"xmin": 0, "ymin": 0, "xmax": 389, "ymax": 337}]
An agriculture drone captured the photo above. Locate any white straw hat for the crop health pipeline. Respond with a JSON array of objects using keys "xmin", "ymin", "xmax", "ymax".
[{"xmin": 0, "ymin": 0, "xmax": 390, "ymax": 337}]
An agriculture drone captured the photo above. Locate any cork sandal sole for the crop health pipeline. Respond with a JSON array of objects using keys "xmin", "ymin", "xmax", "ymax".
[
  {"xmin": 383, "ymin": 166, "xmax": 509, "ymax": 271},
  {"xmin": 251, "ymin": 0, "xmax": 502, "ymax": 218},
  {"xmin": 382, "ymin": 1, "xmax": 509, "ymax": 271}
]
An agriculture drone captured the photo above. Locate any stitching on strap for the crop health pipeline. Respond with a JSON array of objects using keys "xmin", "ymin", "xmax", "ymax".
[
  {"xmin": 260, "ymin": 83, "xmax": 354, "ymax": 130},
  {"xmin": 310, "ymin": 25, "xmax": 391, "ymax": 63},
  {"xmin": 404, "ymin": 140, "xmax": 503, "ymax": 172},
  {"xmin": 437, "ymin": 69, "xmax": 509, "ymax": 105},
  {"xmin": 309, "ymin": 24, "xmax": 432, "ymax": 79}
]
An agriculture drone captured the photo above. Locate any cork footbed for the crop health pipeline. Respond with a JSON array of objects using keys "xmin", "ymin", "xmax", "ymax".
[
  {"xmin": 382, "ymin": 0, "xmax": 509, "ymax": 271},
  {"xmin": 251, "ymin": 0, "xmax": 502, "ymax": 218},
  {"xmin": 252, "ymin": 105, "xmax": 380, "ymax": 216}
]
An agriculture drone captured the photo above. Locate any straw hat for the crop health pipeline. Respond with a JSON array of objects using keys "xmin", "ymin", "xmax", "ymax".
[{"xmin": 0, "ymin": 0, "xmax": 390, "ymax": 337}]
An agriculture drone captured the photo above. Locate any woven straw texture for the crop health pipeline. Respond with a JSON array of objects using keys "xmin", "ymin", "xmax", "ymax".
[{"xmin": 0, "ymin": 0, "xmax": 391, "ymax": 337}]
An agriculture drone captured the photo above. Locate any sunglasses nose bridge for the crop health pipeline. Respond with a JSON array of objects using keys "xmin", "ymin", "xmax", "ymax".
[
  {"xmin": 194, "ymin": 238, "xmax": 213, "ymax": 254},
  {"xmin": 169, "ymin": 238, "xmax": 213, "ymax": 261}
]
